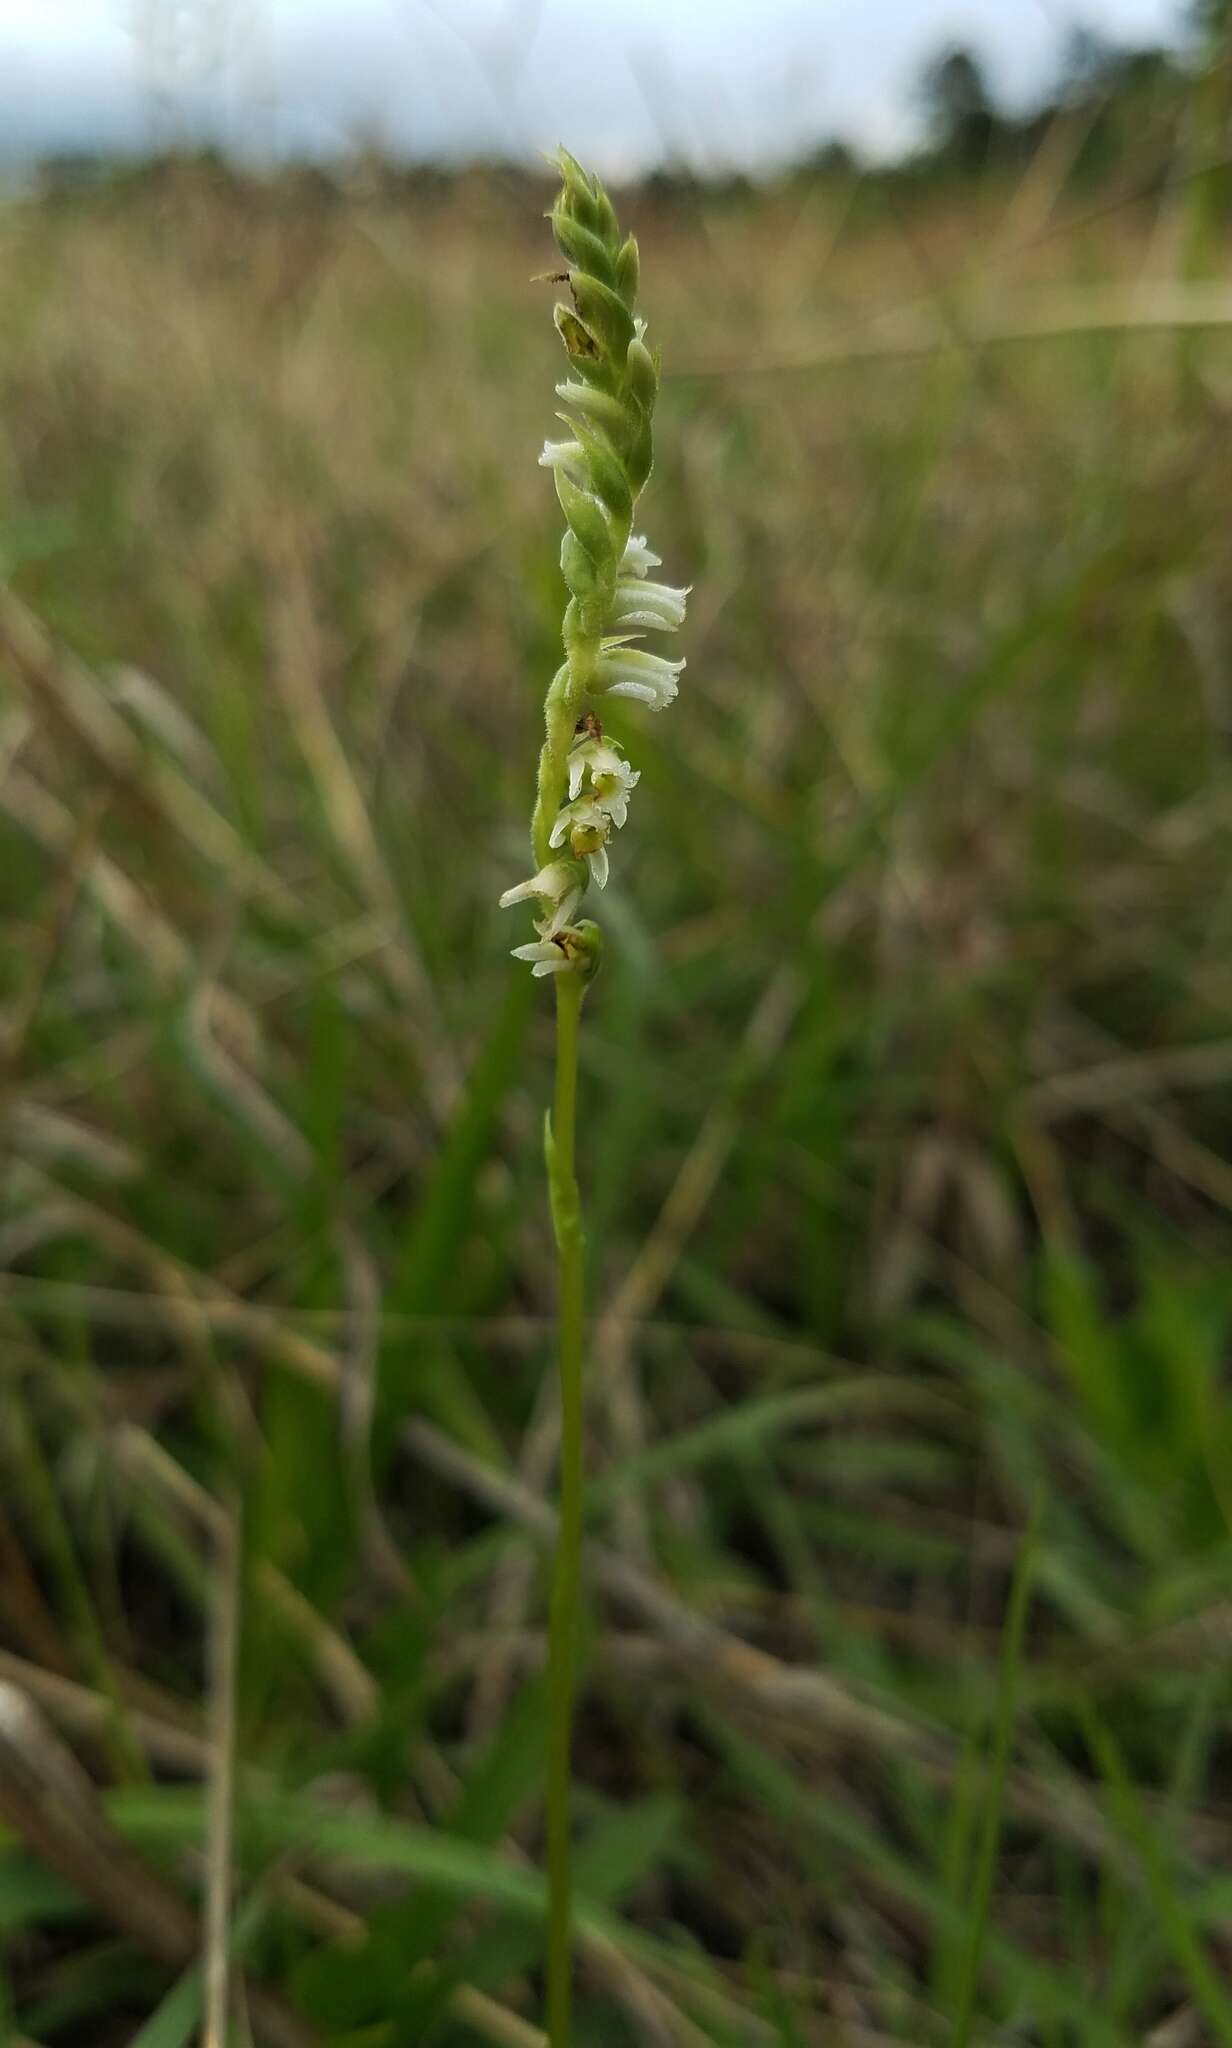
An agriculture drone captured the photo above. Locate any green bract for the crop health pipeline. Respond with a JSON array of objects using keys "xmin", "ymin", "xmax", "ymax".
[{"xmin": 500, "ymin": 147, "xmax": 689, "ymax": 978}]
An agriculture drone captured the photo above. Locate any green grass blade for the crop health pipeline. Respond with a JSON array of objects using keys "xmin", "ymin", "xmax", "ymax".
[
  {"xmin": 1078, "ymin": 1699, "xmax": 1232, "ymax": 2047},
  {"xmin": 950, "ymin": 1492, "xmax": 1041, "ymax": 2048}
]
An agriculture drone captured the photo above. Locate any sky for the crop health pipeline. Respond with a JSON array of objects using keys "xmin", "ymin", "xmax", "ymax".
[{"xmin": 0, "ymin": 0, "xmax": 1192, "ymax": 173}]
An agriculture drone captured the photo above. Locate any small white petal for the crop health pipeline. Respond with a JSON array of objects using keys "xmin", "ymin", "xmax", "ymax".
[
  {"xmin": 606, "ymin": 679, "xmax": 660, "ymax": 706},
  {"xmin": 499, "ymin": 860, "xmax": 582, "ymax": 922},
  {"xmin": 548, "ymin": 815, "xmax": 569, "ymax": 849},
  {"xmin": 558, "ymin": 796, "xmax": 608, "ymax": 835},
  {"xmin": 602, "ymin": 791, "xmax": 629, "ymax": 828},
  {"xmin": 588, "ymin": 844, "xmax": 609, "ymax": 888},
  {"xmin": 542, "ymin": 886, "xmax": 583, "ymax": 936},
  {"xmin": 511, "ymin": 940, "xmax": 570, "ymax": 976},
  {"xmin": 613, "ymin": 579, "xmax": 689, "ymax": 631},
  {"xmin": 598, "ymin": 646, "xmax": 684, "ymax": 710},
  {"xmin": 621, "ymin": 535, "xmax": 662, "ymax": 578},
  {"xmin": 539, "ymin": 438, "xmax": 584, "ymax": 471},
  {"xmin": 602, "ymin": 648, "xmax": 685, "ymax": 683},
  {"xmin": 567, "ymin": 755, "xmax": 586, "ymax": 800},
  {"xmin": 609, "ymin": 609, "xmax": 665, "ymax": 633}
]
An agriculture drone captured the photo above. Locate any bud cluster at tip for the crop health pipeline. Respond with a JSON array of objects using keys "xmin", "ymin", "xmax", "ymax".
[{"xmin": 500, "ymin": 148, "xmax": 689, "ymax": 982}]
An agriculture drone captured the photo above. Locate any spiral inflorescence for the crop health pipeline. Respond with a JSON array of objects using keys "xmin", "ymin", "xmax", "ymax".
[{"xmin": 500, "ymin": 149, "xmax": 689, "ymax": 981}]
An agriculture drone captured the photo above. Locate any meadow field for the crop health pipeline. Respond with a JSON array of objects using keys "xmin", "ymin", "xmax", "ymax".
[{"xmin": 0, "ymin": 134, "xmax": 1231, "ymax": 2044}]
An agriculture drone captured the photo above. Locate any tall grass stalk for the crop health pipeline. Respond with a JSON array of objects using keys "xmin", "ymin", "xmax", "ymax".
[{"xmin": 498, "ymin": 149, "xmax": 689, "ymax": 2044}]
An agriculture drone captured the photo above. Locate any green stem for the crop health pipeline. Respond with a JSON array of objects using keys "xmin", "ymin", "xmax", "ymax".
[{"xmin": 545, "ymin": 968, "xmax": 586, "ymax": 2048}]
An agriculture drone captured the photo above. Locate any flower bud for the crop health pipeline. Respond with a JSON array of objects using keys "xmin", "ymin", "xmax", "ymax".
[
  {"xmin": 553, "ymin": 148, "xmax": 608, "ymax": 236},
  {"xmin": 555, "ymin": 379, "xmax": 628, "ymax": 433},
  {"xmin": 571, "ymin": 919, "xmax": 604, "ymax": 983},
  {"xmin": 623, "ymin": 413, "xmax": 654, "ymax": 496},
  {"xmin": 568, "ymin": 419, "xmax": 633, "ymax": 526},
  {"xmin": 560, "ymin": 529, "xmax": 599, "ymax": 599},
  {"xmin": 626, "ymin": 337, "xmax": 658, "ymax": 411},
  {"xmin": 554, "ymin": 469, "xmax": 611, "ymax": 568},
  {"xmin": 614, "ymin": 233, "xmax": 640, "ymax": 308},
  {"xmin": 550, "ymin": 207, "xmax": 616, "ymax": 285},
  {"xmin": 554, "ymin": 303, "xmax": 605, "ymax": 376},
  {"xmin": 568, "ymin": 273, "xmax": 636, "ymax": 361}
]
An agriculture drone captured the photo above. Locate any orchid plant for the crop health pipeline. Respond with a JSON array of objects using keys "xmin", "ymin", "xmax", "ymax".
[{"xmin": 498, "ymin": 149, "xmax": 687, "ymax": 2045}]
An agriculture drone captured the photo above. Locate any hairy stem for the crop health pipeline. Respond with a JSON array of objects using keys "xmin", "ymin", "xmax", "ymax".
[{"xmin": 545, "ymin": 969, "xmax": 586, "ymax": 2048}]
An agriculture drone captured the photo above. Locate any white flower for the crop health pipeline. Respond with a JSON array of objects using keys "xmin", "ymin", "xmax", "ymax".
[
  {"xmin": 498, "ymin": 859, "xmax": 583, "ymax": 935},
  {"xmin": 548, "ymin": 796, "xmax": 612, "ymax": 887},
  {"xmin": 597, "ymin": 644, "xmax": 685, "ymax": 710},
  {"xmin": 548, "ymin": 797, "xmax": 605, "ymax": 849},
  {"xmin": 568, "ymin": 737, "xmax": 615, "ymax": 802},
  {"xmin": 621, "ymin": 534, "xmax": 662, "ymax": 579},
  {"xmin": 611, "ymin": 577, "xmax": 690, "ymax": 634},
  {"xmin": 511, "ymin": 936, "xmax": 574, "ymax": 978},
  {"xmin": 593, "ymin": 762, "xmax": 639, "ymax": 827},
  {"xmin": 568, "ymin": 737, "xmax": 640, "ymax": 826},
  {"xmin": 538, "ymin": 438, "xmax": 586, "ymax": 485}
]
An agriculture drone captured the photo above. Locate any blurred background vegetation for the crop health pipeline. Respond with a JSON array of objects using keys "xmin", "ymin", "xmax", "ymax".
[{"xmin": 2, "ymin": 5, "xmax": 1232, "ymax": 2044}]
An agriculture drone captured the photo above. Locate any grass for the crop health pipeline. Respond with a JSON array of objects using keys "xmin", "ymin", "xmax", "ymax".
[{"xmin": 0, "ymin": 137, "xmax": 1229, "ymax": 2044}]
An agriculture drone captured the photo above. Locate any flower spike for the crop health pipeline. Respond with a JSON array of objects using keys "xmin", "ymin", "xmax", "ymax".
[
  {"xmin": 499, "ymin": 157, "xmax": 676, "ymax": 2048},
  {"xmin": 500, "ymin": 153, "xmax": 689, "ymax": 973}
]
